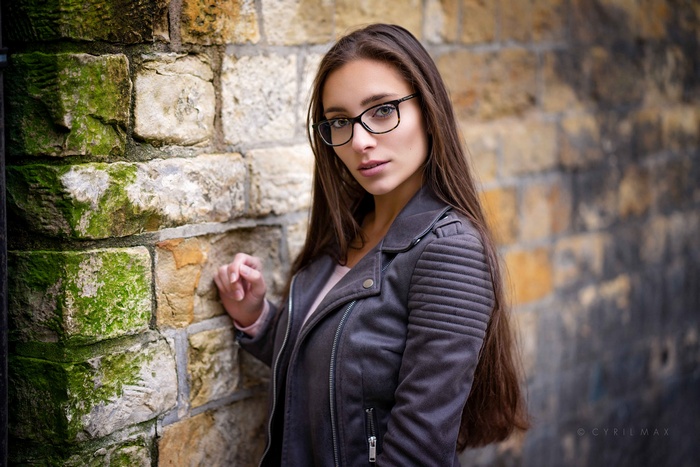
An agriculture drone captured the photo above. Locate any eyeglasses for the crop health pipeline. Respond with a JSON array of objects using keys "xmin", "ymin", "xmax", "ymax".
[{"xmin": 314, "ymin": 94, "xmax": 419, "ymax": 147}]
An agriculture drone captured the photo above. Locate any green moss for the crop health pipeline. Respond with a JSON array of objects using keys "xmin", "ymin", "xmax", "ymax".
[
  {"xmin": 8, "ymin": 249, "xmax": 151, "ymax": 345},
  {"xmin": 5, "ymin": 52, "xmax": 130, "ymax": 158}
]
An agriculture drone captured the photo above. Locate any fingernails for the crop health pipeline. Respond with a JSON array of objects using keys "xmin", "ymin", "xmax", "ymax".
[
  {"xmin": 241, "ymin": 265, "xmax": 252, "ymax": 275},
  {"xmin": 234, "ymin": 290, "xmax": 244, "ymax": 301},
  {"xmin": 229, "ymin": 272, "xmax": 237, "ymax": 283}
]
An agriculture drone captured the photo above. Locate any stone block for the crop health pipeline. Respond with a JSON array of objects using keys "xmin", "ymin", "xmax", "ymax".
[
  {"xmin": 180, "ymin": 0, "xmax": 260, "ymax": 45},
  {"xmin": 541, "ymin": 51, "xmax": 586, "ymax": 113},
  {"xmin": 479, "ymin": 186, "xmax": 518, "ymax": 245},
  {"xmin": 240, "ymin": 350, "xmax": 272, "ymax": 389},
  {"xmin": 501, "ymin": 0, "xmax": 531, "ymax": 42},
  {"xmin": 262, "ymin": 0, "xmax": 333, "ymax": 45},
  {"xmin": 520, "ymin": 178, "xmax": 572, "ymax": 242},
  {"xmin": 636, "ymin": 0, "xmax": 671, "ymax": 39},
  {"xmin": 424, "ymin": 0, "xmax": 460, "ymax": 44},
  {"xmin": 502, "ymin": 119, "xmax": 558, "ymax": 176},
  {"xmin": 155, "ymin": 227, "xmax": 285, "ymax": 327},
  {"xmin": 460, "ymin": 0, "xmax": 496, "ymax": 43},
  {"xmin": 335, "ymin": 0, "xmax": 423, "ymax": 39},
  {"xmin": 438, "ymin": 49, "xmax": 536, "ymax": 120},
  {"xmin": 532, "ymin": 0, "xmax": 566, "ymax": 41},
  {"xmin": 8, "ymin": 248, "xmax": 151, "ymax": 344},
  {"xmin": 9, "ymin": 336, "xmax": 177, "ymax": 444},
  {"xmin": 573, "ymin": 168, "xmax": 619, "ymax": 231},
  {"xmin": 286, "ymin": 218, "xmax": 309, "ymax": 263},
  {"xmin": 299, "ymin": 54, "xmax": 324, "ymax": 131},
  {"xmin": 461, "ymin": 122, "xmax": 499, "ymax": 183},
  {"xmin": 504, "ymin": 247, "xmax": 553, "ymax": 304},
  {"xmin": 134, "ymin": 54, "xmax": 215, "ymax": 145},
  {"xmin": 222, "ymin": 54, "xmax": 298, "ymax": 145},
  {"xmin": 560, "ymin": 114, "xmax": 604, "ymax": 169},
  {"xmin": 552, "ymin": 233, "xmax": 607, "ymax": 289},
  {"xmin": 631, "ymin": 109, "xmax": 662, "ymax": 157},
  {"xmin": 5, "ymin": 0, "xmax": 168, "ymax": 43},
  {"xmin": 7, "ymin": 154, "xmax": 246, "ymax": 239},
  {"xmin": 247, "ymin": 145, "xmax": 314, "ymax": 216},
  {"xmin": 158, "ymin": 398, "xmax": 267, "ymax": 466},
  {"xmin": 588, "ymin": 46, "xmax": 645, "ymax": 107},
  {"xmin": 618, "ymin": 165, "xmax": 651, "ymax": 218},
  {"xmin": 6, "ymin": 53, "xmax": 131, "ymax": 158},
  {"xmin": 188, "ymin": 327, "xmax": 239, "ymax": 408},
  {"xmin": 661, "ymin": 106, "xmax": 699, "ymax": 152}
]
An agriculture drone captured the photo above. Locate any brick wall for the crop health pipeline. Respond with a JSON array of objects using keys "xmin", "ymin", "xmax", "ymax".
[{"xmin": 4, "ymin": 0, "xmax": 699, "ymax": 465}]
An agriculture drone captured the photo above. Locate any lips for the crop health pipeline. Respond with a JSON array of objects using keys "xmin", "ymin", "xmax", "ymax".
[{"xmin": 357, "ymin": 160, "xmax": 388, "ymax": 177}]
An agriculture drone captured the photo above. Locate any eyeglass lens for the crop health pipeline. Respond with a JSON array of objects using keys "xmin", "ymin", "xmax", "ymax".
[{"xmin": 318, "ymin": 102, "xmax": 400, "ymax": 146}]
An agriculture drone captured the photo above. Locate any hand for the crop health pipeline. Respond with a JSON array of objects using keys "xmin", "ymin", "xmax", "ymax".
[{"xmin": 214, "ymin": 253, "xmax": 267, "ymax": 327}]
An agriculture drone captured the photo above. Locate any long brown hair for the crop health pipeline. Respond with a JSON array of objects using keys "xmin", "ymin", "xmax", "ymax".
[{"xmin": 296, "ymin": 23, "xmax": 529, "ymax": 450}]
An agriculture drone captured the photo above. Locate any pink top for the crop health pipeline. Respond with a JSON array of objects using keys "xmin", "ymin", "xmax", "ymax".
[{"xmin": 236, "ymin": 264, "xmax": 351, "ymax": 337}]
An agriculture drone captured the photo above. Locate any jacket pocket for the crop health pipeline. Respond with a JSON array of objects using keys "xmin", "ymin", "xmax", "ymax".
[{"xmin": 365, "ymin": 407, "xmax": 378, "ymax": 464}]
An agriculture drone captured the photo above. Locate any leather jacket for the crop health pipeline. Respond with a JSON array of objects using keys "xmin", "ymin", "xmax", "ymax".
[{"xmin": 238, "ymin": 187, "xmax": 495, "ymax": 466}]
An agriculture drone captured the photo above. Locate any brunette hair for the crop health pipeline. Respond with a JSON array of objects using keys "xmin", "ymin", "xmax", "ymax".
[{"xmin": 295, "ymin": 23, "xmax": 529, "ymax": 449}]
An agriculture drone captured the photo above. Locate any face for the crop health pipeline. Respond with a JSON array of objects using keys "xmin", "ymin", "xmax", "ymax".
[{"xmin": 321, "ymin": 59, "xmax": 429, "ymax": 202}]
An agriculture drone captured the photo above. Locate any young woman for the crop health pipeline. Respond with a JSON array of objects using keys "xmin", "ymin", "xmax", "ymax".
[{"xmin": 215, "ymin": 24, "xmax": 529, "ymax": 466}]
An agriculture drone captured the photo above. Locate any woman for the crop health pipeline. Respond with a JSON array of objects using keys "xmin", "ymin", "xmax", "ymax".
[{"xmin": 215, "ymin": 24, "xmax": 529, "ymax": 466}]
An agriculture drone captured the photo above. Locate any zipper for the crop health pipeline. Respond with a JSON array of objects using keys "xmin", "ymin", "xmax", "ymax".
[
  {"xmin": 329, "ymin": 300, "xmax": 358, "ymax": 467},
  {"xmin": 365, "ymin": 408, "xmax": 377, "ymax": 463},
  {"xmin": 259, "ymin": 275, "xmax": 297, "ymax": 467}
]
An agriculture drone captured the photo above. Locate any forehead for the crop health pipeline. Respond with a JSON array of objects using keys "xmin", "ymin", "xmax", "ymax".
[{"xmin": 321, "ymin": 59, "xmax": 411, "ymax": 109}]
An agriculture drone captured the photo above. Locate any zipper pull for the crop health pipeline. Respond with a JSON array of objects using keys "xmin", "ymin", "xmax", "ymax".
[{"xmin": 368, "ymin": 436, "xmax": 377, "ymax": 463}]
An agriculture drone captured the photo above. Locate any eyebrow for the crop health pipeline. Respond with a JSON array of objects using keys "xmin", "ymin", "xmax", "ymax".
[{"xmin": 323, "ymin": 92, "xmax": 398, "ymax": 115}]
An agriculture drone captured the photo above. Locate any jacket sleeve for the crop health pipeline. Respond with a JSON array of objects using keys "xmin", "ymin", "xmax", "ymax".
[
  {"xmin": 236, "ymin": 299, "xmax": 280, "ymax": 367},
  {"xmin": 378, "ymin": 223, "xmax": 495, "ymax": 466}
]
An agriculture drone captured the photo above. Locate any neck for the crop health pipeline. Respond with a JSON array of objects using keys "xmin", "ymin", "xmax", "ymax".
[{"xmin": 367, "ymin": 177, "xmax": 424, "ymax": 236}]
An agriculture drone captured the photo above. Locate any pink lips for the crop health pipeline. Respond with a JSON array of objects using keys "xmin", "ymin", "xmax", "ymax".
[{"xmin": 357, "ymin": 160, "xmax": 388, "ymax": 177}]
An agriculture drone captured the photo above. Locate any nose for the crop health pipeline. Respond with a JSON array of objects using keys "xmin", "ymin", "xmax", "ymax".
[{"xmin": 350, "ymin": 122, "xmax": 377, "ymax": 152}]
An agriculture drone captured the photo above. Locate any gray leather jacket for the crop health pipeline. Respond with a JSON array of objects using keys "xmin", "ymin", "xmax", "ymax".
[{"xmin": 238, "ymin": 187, "xmax": 495, "ymax": 466}]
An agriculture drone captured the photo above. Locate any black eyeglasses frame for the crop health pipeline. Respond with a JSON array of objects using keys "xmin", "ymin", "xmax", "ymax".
[{"xmin": 313, "ymin": 93, "xmax": 419, "ymax": 147}]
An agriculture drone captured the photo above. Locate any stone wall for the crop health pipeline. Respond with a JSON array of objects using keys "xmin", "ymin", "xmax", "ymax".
[{"xmin": 4, "ymin": 0, "xmax": 699, "ymax": 465}]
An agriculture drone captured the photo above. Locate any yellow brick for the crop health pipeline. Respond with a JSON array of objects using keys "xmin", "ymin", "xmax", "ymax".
[
  {"xmin": 480, "ymin": 187, "xmax": 518, "ymax": 245},
  {"xmin": 501, "ymin": 0, "xmax": 531, "ymax": 42},
  {"xmin": 618, "ymin": 166, "xmax": 651, "ymax": 218},
  {"xmin": 520, "ymin": 180, "xmax": 572, "ymax": 242},
  {"xmin": 425, "ymin": 0, "xmax": 461, "ymax": 43},
  {"xmin": 505, "ymin": 247, "xmax": 553, "ymax": 304},
  {"xmin": 335, "ymin": 0, "xmax": 423, "ymax": 38},
  {"xmin": 502, "ymin": 119, "xmax": 558, "ymax": 176},
  {"xmin": 461, "ymin": 122, "xmax": 499, "ymax": 183},
  {"xmin": 181, "ymin": 0, "xmax": 260, "ymax": 45},
  {"xmin": 532, "ymin": 0, "xmax": 566, "ymax": 41},
  {"xmin": 262, "ymin": 0, "xmax": 334, "ymax": 45},
  {"xmin": 560, "ymin": 114, "xmax": 603, "ymax": 168},
  {"xmin": 461, "ymin": 0, "xmax": 496, "ymax": 43}
]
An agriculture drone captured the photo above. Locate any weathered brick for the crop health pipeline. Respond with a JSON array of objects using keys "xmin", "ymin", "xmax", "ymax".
[
  {"xmin": 501, "ymin": 0, "xmax": 532, "ymax": 42},
  {"xmin": 643, "ymin": 45, "xmax": 687, "ymax": 105},
  {"xmin": 247, "ymin": 145, "xmax": 314, "ymax": 217},
  {"xmin": 180, "ymin": 0, "xmax": 260, "ymax": 45},
  {"xmin": 461, "ymin": 122, "xmax": 499, "ymax": 183},
  {"xmin": 631, "ymin": 109, "xmax": 662, "ymax": 157},
  {"xmin": 299, "ymin": 54, "xmax": 324, "ymax": 130},
  {"xmin": 9, "ymin": 336, "xmax": 177, "ymax": 443},
  {"xmin": 134, "ymin": 54, "xmax": 215, "ymax": 145},
  {"xmin": 335, "ymin": 0, "xmax": 423, "ymax": 39},
  {"xmin": 618, "ymin": 165, "xmax": 651, "ymax": 218},
  {"xmin": 286, "ymin": 218, "xmax": 309, "ymax": 263},
  {"xmin": 661, "ymin": 106, "xmax": 700, "ymax": 152},
  {"xmin": 8, "ymin": 248, "xmax": 151, "ymax": 344},
  {"xmin": 532, "ymin": 0, "xmax": 566, "ymax": 41},
  {"xmin": 504, "ymin": 247, "xmax": 554, "ymax": 304},
  {"xmin": 439, "ymin": 49, "xmax": 536, "ymax": 120},
  {"xmin": 541, "ymin": 51, "xmax": 586, "ymax": 113},
  {"xmin": 155, "ymin": 227, "xmax": 285, "ymax": 327},
  {"xmin": 560, "ymin": 114, "xmax": 604, "ymax": 169},
  {"xmin": 158, "ymin": 398, "xmax": 267, "ymax": 466},
  {"xmin": 5, "ymin": 0, "xmax": 168, "ymax": 43},
  {"xmin": 240, "ymin": 349, "xmax": 272, "ymax": 390},
  {"xmin": 7, "ymin": 154, "xmax": 246, "ymax": 239},
  {"xmin": 188, "ymin": 327, "xmax": 239, "ymax": 408},
  {"xmin": 221, "ymin": 54, "xmax": 298, "ymax": 145},
  {"xmin": 6, "ymin": 53, "xmax": 131, "ymax": 158},
  {"xmin": 552, "ymin": 233, "xmax": 607, "ymax": 289},
  {"xmin": 460, "ymin": 0, "xmax": 496, "ymax": 43},
  {"xmin": 636, "ymin": 0, "xmax": 672, "ymax": 39},
  {"xmin": 573, "ymin": 168, "xmax": 619, "ymax": 231},
  {"xmin": 520, "ymin": 178, "xmax": 572, "ymax": 242},
  {"xmin": 424, "ymin": 0, "xmax": 460, "ymax": 43},
  {"xmin": 588, "ymin": 46, "xmax": 645, "ymax": 107},
  {"xmin": 479, "ymin": 187, "xmax": 518, "ymax": 245},
  {"xmin": 651, "ymin": 157, "xmax": 696, "ymax": 214},
  {"xmin": 502, "ymin": 119, "xmax": 558, "ymax": 176},
  {"xmin": 262, "ymin": 0, "xmax": 333, "ymax": 45}
]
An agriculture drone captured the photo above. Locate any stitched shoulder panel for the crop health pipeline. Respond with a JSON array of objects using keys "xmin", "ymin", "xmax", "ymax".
[{"xmin": 408, "ymin": 231, "xmax": 494, "ymax": 338}]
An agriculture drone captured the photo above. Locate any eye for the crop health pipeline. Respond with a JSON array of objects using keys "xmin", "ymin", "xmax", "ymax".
[
  {"xmin": 370, "ymin": 104, "xmax": 396, "ymax": 119},
  {"xmin": 330, "ymin": 118, "xmax": 350, "ymax": 129}
]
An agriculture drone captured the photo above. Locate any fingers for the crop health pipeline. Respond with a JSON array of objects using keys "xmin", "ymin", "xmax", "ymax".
[{"xmin": 214, "ymin": 253, "xmax": 266, "ymax": 304}]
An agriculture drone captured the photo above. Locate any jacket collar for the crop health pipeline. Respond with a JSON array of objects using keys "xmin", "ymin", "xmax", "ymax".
[{"xmin": 380, "ymin": 185, "xmax": 452, "ymax": 252}]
